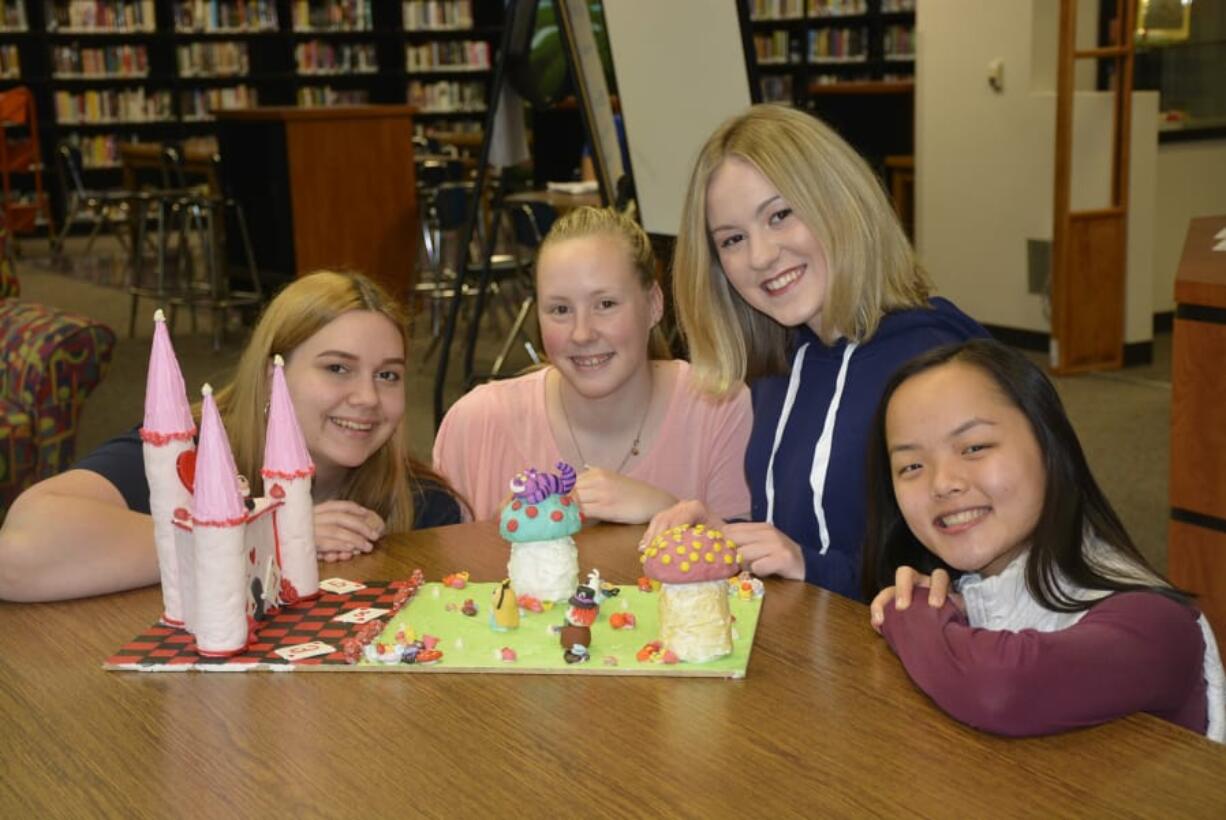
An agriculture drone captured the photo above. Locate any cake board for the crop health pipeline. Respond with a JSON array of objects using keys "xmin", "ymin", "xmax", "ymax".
[{"xmin": 105, "ymin": 578, "xmax": 764, "ymax": 678}]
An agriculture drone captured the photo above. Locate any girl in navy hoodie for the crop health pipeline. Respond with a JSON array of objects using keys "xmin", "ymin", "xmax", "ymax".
[{"xmin": 644, "ymin": 104, "xmax": 985, "ymax": 600}]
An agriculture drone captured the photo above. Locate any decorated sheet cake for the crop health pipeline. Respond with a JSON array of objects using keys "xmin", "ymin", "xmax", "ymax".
[{"xmin": 106, "ymin": 332, "xmax": 766, "ymax": 677}]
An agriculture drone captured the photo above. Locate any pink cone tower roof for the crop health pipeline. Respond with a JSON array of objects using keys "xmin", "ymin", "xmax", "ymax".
[
  {"xmin": 192, "ymin": 384, "xmax": 247, "ymax": 527},
  {"xmin": 262, "ymin": 354, "xmax": 315, "ymax": 480},
  {"xmin": 141, "ymin": 309, "xmax": 196, "ymax": 444}
]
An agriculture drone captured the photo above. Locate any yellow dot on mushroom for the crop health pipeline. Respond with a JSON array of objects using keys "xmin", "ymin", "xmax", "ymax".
[
  {"xmin": 675, "ymin": 545, "xmax": 686, "ymax": 555},
  {"xmin": 711, "ymin": 530, "xmax": 723, "ymax": 539},
  {"xmin": 724, "ymin": 554, "xmax": 734, "ymax": 565},
  {"xmin": 680, "ymin": 561, "xmax": 691, "ymax": 572},
  {"xmin": 639, "ymin": 554, "xmax": 646, "ymax": 564},
  {"xmin": 646, "ymin": 547, "xmax": 658, "ymax": 558},
  {"xmin": 661, "ymin": 554, "xmax": 672, "ymax": 565},
  {"xmin": 693, "ymin": 524, "xmax": 705, "ymax": 533},
  {"xmin": 736, "ymin": 551, "xmax": 744, "ymax": 563},
  {"xmin": 689, "ymin": 552, "xmax": 699, "ymax": 563},
  {"xmin": 727, "ymin": 539, "xmax": 737, "ymax": 550},
  {"xmin": 704, "ymin": 552, "xmax": 715, "ymax": 563},
  {"xmin": 711, "ymin": 542, "xmax": 722, "ymax": 552}
]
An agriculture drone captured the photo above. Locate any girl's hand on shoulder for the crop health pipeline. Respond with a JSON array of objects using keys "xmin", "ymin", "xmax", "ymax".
[
  {"xmin": 869, "ymin": 566, "xmax": 958, "ymax": 634},
  {"xmin": 574, "ymin": 467, "xmax": 677, "ymax": 525},
  {"xmin": 639, "ymin": 499, "xmax": 716, "ymax": 551},
  {"xmin": 722, "ymin": 522, "xmax": 805, "ymax": 580},
  {"xmin": 313, "ymin": 500, "xmax": 385, "ymax": 563}
]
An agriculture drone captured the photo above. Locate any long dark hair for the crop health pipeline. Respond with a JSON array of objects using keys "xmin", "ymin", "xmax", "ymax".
[{"xmin": 861, "ymin": 339, "xmax": 1186, "ymax": 610}]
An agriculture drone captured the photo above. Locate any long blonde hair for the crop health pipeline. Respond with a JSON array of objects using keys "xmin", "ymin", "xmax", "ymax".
[
  {"xmin": 213, "ymin": 270, "xmax": 459, "ymax": 531},
  {"xmin": 673, "ymin": 104, "xmax": 930, "ymax": 395},
  {"xmin": 538, "ymin": 205, "xmax": 671, "ymax": 359}
]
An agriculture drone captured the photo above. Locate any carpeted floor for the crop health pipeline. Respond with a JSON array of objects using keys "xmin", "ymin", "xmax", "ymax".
[{"xmin": 12, "ymin": 235, "xmax": 1174, "ymax": 572}]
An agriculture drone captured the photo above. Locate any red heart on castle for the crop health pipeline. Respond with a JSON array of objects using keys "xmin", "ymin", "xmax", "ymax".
[
  {"xmin": 269, "ymin": 484, "xmax": 285, "ymax": 499},
  {"xmin": 176, "ymin": 450, "xmax": 196, "ymax": 493}
]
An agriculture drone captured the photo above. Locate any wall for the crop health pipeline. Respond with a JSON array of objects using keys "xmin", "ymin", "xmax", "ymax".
[
  {"xmin": 916, "ymin": 0, "xmax": 1158, "ymax": 345},
  {"xmin": 1152, "ymin": 139, "xmax": 1226, "ymax": 314}
]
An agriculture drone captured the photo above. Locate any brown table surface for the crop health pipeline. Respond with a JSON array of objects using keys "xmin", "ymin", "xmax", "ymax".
[
  {"xmin": 3, "ymin": 522, "xmax": 1225, "ymax": 816},
  {"xmin": 505, "ymin": 188, "xmax": 602, "ymax": 212}
]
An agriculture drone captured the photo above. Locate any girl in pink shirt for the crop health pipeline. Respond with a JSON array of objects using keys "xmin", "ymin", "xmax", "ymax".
[{"xmin": 434, "ymin": 207, "xmax": 751, "ymax": 524}]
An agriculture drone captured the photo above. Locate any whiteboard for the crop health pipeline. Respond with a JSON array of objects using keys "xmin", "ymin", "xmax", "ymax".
[{"xmin": 601, "ymin": 1, "xmax": 753, "ymax": 235}]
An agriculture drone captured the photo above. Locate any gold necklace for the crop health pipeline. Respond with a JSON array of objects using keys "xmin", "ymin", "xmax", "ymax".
[{"xmin": 557, "ymin": 370, "xmax": 652, "ymax": 474}]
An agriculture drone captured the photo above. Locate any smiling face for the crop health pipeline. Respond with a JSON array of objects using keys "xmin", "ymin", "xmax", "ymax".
[
  {"xmin": 536, "ymin": 232, "xmax": 663, "ymax": 400},
  {"xmin": 705, "ymin": 156, "xmax": 830, "ymax": 335},
  {"xmin": 281, "ymin": 310, "xmax": 406, "ymax": 488},
  {"xmin": 885, "ymin": 361, "xmax": 1046, "ymax": 578}
]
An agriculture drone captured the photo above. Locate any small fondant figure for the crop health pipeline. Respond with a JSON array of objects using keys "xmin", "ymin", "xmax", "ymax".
[{"xmin": 490, "ymin": 578, "xmax": 520, "ymax": 632}]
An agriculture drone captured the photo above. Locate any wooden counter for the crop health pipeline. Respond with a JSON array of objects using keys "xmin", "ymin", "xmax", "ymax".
[
  {"xmin": 2, "ymin": 522, "xmax": 1224, "ymax": 815},
  {"xmin": 1170, "ymin": 215, "xmax": 1226, "ymax": 640},
  {"xmin": 215, "ymin": 106, "xmax": 419, "ymax": 297}
]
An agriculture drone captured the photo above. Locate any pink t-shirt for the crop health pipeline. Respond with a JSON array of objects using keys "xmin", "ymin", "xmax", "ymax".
[{"xmin": 433, "ymin": 361, "xmax": 752, "ymax": 522}]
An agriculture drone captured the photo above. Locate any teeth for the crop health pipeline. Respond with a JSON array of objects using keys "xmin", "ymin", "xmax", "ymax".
[
  {"xmin": 764, "ymin": 268, "xmax": 802, "ymax": 293},
  {"xmin": 332, "ymin": 418, "xmax": 374, "ymax": 431},
  {"xmin": 940, "ymin": 508, "xmax": 988, "ymax": 528},
  {"xmin": 572, "ymin": 354, "xmax": 612, "ymax": 367}
]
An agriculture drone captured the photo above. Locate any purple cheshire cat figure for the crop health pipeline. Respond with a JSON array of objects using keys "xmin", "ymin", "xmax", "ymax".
[{"xmin": 509, "ymin": 462, "xmax": 577, "ymax": 504}]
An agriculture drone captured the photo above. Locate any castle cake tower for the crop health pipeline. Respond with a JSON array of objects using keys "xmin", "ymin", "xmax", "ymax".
[
  {"xmin": 499, "ymin": 462, "xmax": 582, "ymax": 602},
  {"xmin": 143, "ymin": 314, "xmax": 317, "ymax": 656},
  {"xmin": 260, "ymin": 355, "xmax": 318, "ymax": 604},
  {"xmin": 141, "ymin": 309, "xmax": 196, "ymax": 627}
]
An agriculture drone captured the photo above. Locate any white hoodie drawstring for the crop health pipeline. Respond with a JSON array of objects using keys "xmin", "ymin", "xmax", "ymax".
[{"xmin": 764, "ymin": 342, "xmax": 857, "ymax": 556}]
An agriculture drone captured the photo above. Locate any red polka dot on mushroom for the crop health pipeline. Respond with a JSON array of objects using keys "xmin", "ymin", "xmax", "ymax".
[
  {"xmin": 507, "ymin": 519, "xmax": 518, "ymax": 533},
  {"xmin": 512, "ymin": 500, "xmax": 522, "ymax": 511},
  {"xmin": 551, "ymin": 510, "xmax": 563, "ymax": 522},
  {"xmin": 526, "ymin": 506, "xmax": 538, "ymax": 519},
  {"xmin": 560, "ymin": 495, "xmax": 571, "ymax": 506}
]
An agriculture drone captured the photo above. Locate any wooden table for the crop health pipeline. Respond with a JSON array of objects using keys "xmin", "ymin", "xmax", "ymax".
[
  {"xmin": 3, "ymin": 523, "xmax": 1224, "ymax": 816},
  {"xmin": 505, "ymin": 188, "xmax": 602, "ymax": 213}
]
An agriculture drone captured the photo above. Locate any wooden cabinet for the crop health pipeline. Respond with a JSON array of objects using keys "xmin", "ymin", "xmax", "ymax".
[
  {"xmin": 1169, "ymin": 215, "xmax": 1226, "ymax": 641},
  {"xmin": 214, "ymin": 105, "xmax": 418, "ymax": 298}
]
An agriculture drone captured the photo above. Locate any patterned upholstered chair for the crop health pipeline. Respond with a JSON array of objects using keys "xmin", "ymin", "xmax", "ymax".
[{"xmin": 0, "ymin": 250, "xmax": 117, "ymax": 516}]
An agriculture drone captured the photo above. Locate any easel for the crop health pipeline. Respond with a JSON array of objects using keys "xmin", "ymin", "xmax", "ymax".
[{"xmin": 431, "ymin": 0, "xmax": 630, "ymax": 428}]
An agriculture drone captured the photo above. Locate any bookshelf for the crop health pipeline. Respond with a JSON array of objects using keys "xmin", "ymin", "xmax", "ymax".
[
  {"xmin": 746, "ymin": 0, "xmax": 915, "ymax": 167},
  {"xmin": 402, "ymin": 0, "xmax": 501, "ymax": 137},
  {"xmin": 0, "ymin": 0, "xmax": 503, "ymax": 231}
]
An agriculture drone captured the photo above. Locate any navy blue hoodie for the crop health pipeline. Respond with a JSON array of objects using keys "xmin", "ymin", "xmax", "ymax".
[{"xmin": 745, "ymin": 297, "xmax": 987, "ymax": 600}]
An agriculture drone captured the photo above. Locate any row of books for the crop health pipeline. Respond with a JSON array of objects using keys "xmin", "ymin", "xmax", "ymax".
[
  {"xmin": 295, "ymin": 41, "xmax": 377, "ymax": 75},
  {"xmin": 177, "ymin": 41, "xmax": 249, "ymax": 76},
  {"xmin": 749, "ymin": 0, "xmax": 803, "ymax": 20},
  {"xmin": 403, "ymin": 0, "xmax": 472, "ymax": 32},
  {"xmin": 811, "ymin": 0, "xmax": 868, "ymax": 17},
  {"xmin": 173, "ymin": 0, "xmax": 279, "ymax": 33},
  {"xmin": 54, "ymin": 88, "xmax": 173, "ymax": 124},
  {"xmin": 0, "ymin": 0, "xmax": 26, "ymax": 30},
  {"xmin": 61, "ymin": 132, "xmax": 134, "ymax": 168},
  {"xmin": 809, "ymin": 27, "xmax": 867, "ymax": 61},
  {"xmin": 759, "ymin": 74, "xmax": 793, "ymax": 103},
  {"xmin": 296, "ymin": 85, "xmax": 368, "ymax": 107},
  {"xmin": 292, "ymin": 0, "xmax": 372, "ymax": 32},
  {"xmin": 881, "ymin": 0, "xmax": 916, "ymax": 12},
  {"xmin": 405, "ymin": 40, "xmax": 490, "ymax": 72},
  {"xmin": 51, "ymin": 44, "xmax": 149, "ymax": 78},
  {"xmin": 407, "ymin": 78, "xmax": 484, "ymax": 113},
  {"xmin": 0, "ymin": 44, "xmax": 18, "ymax": 77},
  {"xmin": 47, "ymin": 1, "xmax": 156, "ymax": 32},
  {"xmin": 883, "ymin": 24, "xmax": 915, "ymax": 59},
  {"xmin": 750, "ymin": 0, "xmax": 876, "ymax": 21},
  {"xmin": 181, "ymin": 84, "xmax": 257, "ymax": 119},
  {"xmin": 754, "ymin": 31, "xmax": 796, "ymax": 65}
]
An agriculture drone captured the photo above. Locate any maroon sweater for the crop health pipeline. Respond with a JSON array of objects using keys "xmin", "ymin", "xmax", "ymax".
[{"xmin": 881, "ymin": 591, "xmax": 1208, "ymax": 737}]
